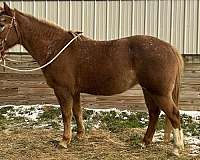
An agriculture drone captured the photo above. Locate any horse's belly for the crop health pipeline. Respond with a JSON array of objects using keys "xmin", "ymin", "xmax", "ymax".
[{"xmin": 80, "ymin": 71, "xmax": 137, "ymax": 95}]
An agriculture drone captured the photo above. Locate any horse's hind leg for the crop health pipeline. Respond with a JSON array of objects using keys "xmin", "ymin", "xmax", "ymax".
[
  {"xmin": 72, "ymin": 93, "xmax": 85, "ymax": 140},
  {"xmin": 151, "ymin": 94, "xmax": 184, "ymax": 155},
  {"xmin": 54, "ymin": 87, "xmax": 73, "ymax": 148},
  {"xmin": 142, "ymin": 89, "xmax": 160, "ymax": 145},
  {"xmin": 164, "ymin": 116, "xmax": 173, "ymax": 143}
]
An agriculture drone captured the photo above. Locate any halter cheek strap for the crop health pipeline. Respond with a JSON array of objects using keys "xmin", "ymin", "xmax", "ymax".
[{"xmin": 0, "ymin": 12, "xmax": 22, "ymax": 59}]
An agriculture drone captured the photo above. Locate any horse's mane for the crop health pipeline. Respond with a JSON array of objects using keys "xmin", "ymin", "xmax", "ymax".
[
  {"xmin": 15, "ymin": 9, "xmax": 100, "ymax": 43},
  {"xmin": 16, "ymin": 9, "xmax": 89, "ymax": 41}
]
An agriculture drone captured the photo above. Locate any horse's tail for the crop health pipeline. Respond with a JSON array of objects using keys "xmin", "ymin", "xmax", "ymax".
[
  {"xmin": 172, "ymin": 47, "xmax": 184, "ymax": 108},
  {"xmin": 164, "ymin": 47, "xmax": 184, "ymax": 142}
]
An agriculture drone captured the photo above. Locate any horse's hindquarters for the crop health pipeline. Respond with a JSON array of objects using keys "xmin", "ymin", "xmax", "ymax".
[{"xmin": 131, "ymin": 36, "xmax": 179, "ymax": 96}]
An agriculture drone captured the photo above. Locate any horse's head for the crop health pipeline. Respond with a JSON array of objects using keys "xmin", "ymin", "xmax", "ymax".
[{"xmin": 0, "ymin": 3, "xmax": 20, "ymax": 58}]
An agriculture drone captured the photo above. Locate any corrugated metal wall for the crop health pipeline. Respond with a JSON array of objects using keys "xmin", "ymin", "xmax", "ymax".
[{"xmin": 0, "ymin": 0, "xmax": 199, "ymax": 54}]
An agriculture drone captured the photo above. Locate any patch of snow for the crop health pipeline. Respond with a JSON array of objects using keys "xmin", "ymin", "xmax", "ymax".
[
  {"xmin": 33, "ymin": 124, "xmax": 50, "ymax": 129},
  {"xmin": 180, "ymin": 110, "xmax": 200, "ymax": 118},
  {"xmin": 160, "ymin": 110, "xmax": 200, "ymax": 118},
  {"xmin": 189, "ymin": 145, "xmax": 200, "ymax": 156},
  {"xmin": 185, "ymin": 137, "xmax": 200, "ymax": 156},
  {"xmin": 154, "ymin": 131, "xmax": 200, "ymax": 156},
  {"xmin": 153, "ymin": 131, "xmax": 165, "ymax": 142},
  {"xmin": 185, "ymin": 136, "xmax": 200, "ymax": 145},
  {"xmin": 123, "ymin": 117, "xmax": 128, "ymax": 120},
  {"xmin": 0, "ymin": 105, "xmax": 13, "ymax": 109},
  {"xmin": 85, "ymin": 108, "xmax": 132, "ymax": 116},
  {"xmin": 0, "ymin": 104, "xmax": 61, "ymax": 121},
  {"xmin": 94, "ymin": 121, "xmax": 101, "ymax": 129}
]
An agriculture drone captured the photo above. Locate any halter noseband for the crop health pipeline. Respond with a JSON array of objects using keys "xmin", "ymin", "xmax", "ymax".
[{"xmin": 0, "ymin": 12, "xmax": 21, "ymax": 60}]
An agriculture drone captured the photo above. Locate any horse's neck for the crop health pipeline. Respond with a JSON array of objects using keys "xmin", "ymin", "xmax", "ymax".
[{"xmin": 16, "ymin": 11, "xmax": 69, "ymax": 65}]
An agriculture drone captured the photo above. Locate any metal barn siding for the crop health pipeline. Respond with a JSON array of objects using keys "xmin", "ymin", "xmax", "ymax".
[{"xmin": 0, "ymin": 0, "xmax": 199, "ymax": 54}]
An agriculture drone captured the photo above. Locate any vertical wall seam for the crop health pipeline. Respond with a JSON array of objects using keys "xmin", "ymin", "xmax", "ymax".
[
  {"xmin": 10, "ymin": 0, "xmax": 12, "ymax": 7},
  {"xmin": 20, "ymin": 1, "xmax": 23, "ymax": 53},
  {"xmin": 169, "ymin": 0, "xmax": 173, "ymax": 44},
  {"xmin": 69, "ymin": 0, "xmax": 71, "ymax": 30},
  {"xmin": 57, "ymin": 0, "xmax": 59, "ymax": 25},
  {"xmin": 157, "ymin": 0, "xmax": 160, "ymax": 38},
  {"xmin": 118, "ymin": 0, "xmax": 121, "ymax": 38},
  {"xmin": 21, "ymin": 0, "xmax": 23, "ymax": 11},
  {"xmin": 197, "ymin": 0, "xmax": 200, "ymax": 54},
  {"xmin": 81, "ymin": 0, "xmax": 84, "ymax": 32},
  {"xmin": 21, "ymin": 0, "xmax": 24, "ymax": 52},
  {"xmin": 183, "ymin": 0, "xmax": 186, "ymax": 54},
  {"xmin": 45, "ymin": 0, "xmax": 47, "ymax": 20},
  {"xmin": 131, "ymin": 0, "xmax": 134, "ymax": 35},
  {"xmin": 189, "ymin": 1, "xmax": 194, "ymax": 59},
  {"xmin": 93, "ymin": 0, "xmax": 96, "ymax": 39},
  {"xmin": 144, "ymin": 0, "xmax": 147, "ymax": 35},
  {"xmin": 106, "ymin": 0, "xmax": 109, "ymax": 40},
  {"xmin": 33, "ymin": 0, "xmax": 35, "ymax": 17}
]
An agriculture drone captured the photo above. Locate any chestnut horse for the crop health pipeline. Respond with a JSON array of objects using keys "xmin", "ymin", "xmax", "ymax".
[{"xmin": 0, "ymin": 3, "xmax": 184, "ymax": 156}]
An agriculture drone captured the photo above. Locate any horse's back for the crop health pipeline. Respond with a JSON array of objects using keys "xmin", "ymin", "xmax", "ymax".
[{"xmin": 78, "ymin": 35, "xmax": 181, "ymax": 96}]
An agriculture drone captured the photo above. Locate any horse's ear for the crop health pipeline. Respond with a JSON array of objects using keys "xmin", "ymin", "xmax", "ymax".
[{"xmin": 3, "ymin": 2, "xmax": 13, "ymax": 17}]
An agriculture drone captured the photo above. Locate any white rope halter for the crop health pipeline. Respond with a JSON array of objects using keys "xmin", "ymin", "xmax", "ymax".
[
  {"xmin": 0, "ymin": 34, "xmax": 81, "ymax": 72},
  {"xmin": 3, "ymin": 56, "xmax": 36, "ymax": 63}
]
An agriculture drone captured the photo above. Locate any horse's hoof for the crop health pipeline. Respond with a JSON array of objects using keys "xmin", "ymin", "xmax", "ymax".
[
  {"xmin": 75, "ymin": 134, "xmax": 88, "ymax": 143},
  {"xmin": 76, "ymin": 133, "xmax": 85, "ymax": 140},
  {"xmin": 164, "ymin": 138, "xmax": 171, "ymax": 144},
  {"xmin": 138, "ymin": 142, "xmax": 146, "ymax": 148},
  {"xmin": 179, "ymin": 144, "xmax": 184, "ymax": 150},
  {"xmin": 172, "ymin": 147, "xmax": 180, "ymax": 157},
  {"xmin": 59, "ymin": 140, "xmax": 69, "ymax": 149}
]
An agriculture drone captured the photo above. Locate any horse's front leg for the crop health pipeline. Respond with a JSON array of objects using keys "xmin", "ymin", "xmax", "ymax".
[
  {"xmin": 54, "ymin": 87, "xmax": 73, "ymax": 148},
  {"xmin": 72, "ymin": 93, "xmax": 85, "ymax": 140}
]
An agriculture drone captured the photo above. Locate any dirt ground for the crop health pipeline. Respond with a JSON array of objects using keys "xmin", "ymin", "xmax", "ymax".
[{"xmin": 0, "ymin": 128, "xmax": 199, "ymax": 160}]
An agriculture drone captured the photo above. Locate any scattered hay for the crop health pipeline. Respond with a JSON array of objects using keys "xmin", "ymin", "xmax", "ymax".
[
  {"xmin": 0, "ymin": 106, "xmax": 199, "ymax": 159},
  {"xmin": 0, "ymin": 128, "xmax": 198, "ymax": 160}
]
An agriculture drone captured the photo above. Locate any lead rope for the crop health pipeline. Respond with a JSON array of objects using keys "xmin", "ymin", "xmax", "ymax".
[
  {"xmin": 0, "ymin": 34, "xmax": 81, "ymax": 72},
  {"xmin": 3, "ymin": 56, "xmax": 37, "ymax": 63}
]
